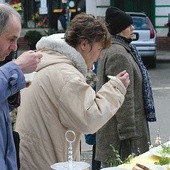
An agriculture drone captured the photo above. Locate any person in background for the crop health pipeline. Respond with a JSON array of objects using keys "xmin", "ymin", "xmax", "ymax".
[
  {"xmin": 15, "ymin": 13, "xmax": 130, "ymax": 170},
  {"xmin": 95, "ymin": 7, "xmax": 156, "ymax": 168},
  {"xmin": 164, "ymin": 17, "xmax": 170, "ymax": 37},
  {"xmin": 0, "ymin": 3, "xmax": 42, "ymax": 170},
  {"xmin": 58, "ymin": 9, "xmax": 66, "ymax": 30}
]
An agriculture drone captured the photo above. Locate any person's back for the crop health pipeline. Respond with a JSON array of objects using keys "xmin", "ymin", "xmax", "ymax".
[{"xmin": 16, "ymin": 49, "xmax": 87, "ymax": 169}]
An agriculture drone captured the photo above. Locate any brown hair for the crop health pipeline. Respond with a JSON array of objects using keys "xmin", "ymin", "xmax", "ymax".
[{"xmin": 65, "ymin": 13, "xmax": 111, "ymax": 50}]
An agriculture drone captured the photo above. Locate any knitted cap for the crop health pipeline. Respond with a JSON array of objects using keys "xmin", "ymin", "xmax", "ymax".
[{"xmin": 105, "ymin": 7, "xmax": 133, "ymax": 35}]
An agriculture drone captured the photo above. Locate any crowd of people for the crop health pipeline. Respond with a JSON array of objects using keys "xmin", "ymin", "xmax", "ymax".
[{"xmin": 0, "ymin": 3, "xmax": 156, "ymax": 170}]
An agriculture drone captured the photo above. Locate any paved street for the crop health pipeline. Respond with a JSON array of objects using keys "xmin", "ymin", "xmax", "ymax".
[{"xmin": 156, "ymin": 50, "xmax": 170, "ymax": 61}]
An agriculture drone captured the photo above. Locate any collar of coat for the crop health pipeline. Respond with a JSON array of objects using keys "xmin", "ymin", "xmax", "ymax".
[
  {"xmin": 36, "ymin": 34, "xmax": 87, "ymax": 76},
  {"xmin": 111, "ymin": 35, "xmax": 132, "ymax": 49},
  {"xmin": 111, "ymin": 35, "xmax": 139, "ymax": 64}
]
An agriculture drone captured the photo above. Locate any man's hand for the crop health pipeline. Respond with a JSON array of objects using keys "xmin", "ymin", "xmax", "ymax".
[
  {"xmin": 14, "ymin": 51, "xmax": 42, "ymax": 74},
  {"xmin": 116, "ymin": 70, "xmax": 130, "ymax": 88}
]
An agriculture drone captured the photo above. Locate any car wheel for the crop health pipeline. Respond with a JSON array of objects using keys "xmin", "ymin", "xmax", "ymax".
[
  {"xmin": 142, "ymin": 57, "xmax": 156, "ymax": 69},
  {"xmin": 148, "ymin": 57, "xmax": 156, "ymax": 69}
]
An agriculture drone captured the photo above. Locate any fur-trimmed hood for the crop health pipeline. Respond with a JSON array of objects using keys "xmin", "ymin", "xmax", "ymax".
[{"xmin": 36, "ymin": 34, "xmax": 87, "ymax": 76}]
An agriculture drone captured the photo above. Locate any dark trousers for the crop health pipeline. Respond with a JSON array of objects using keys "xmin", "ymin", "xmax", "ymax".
[
  {"xmin": 13, "ymin": 131, "xmax": 20, "ymax": 170},
  {"xmin": 92, "ymin": 144, "xmax": 101, "ymax": 170}
]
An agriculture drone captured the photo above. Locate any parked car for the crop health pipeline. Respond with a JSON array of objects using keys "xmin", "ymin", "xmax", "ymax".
[{"xmin": 127, "ymin": 12, "xmax": 157, "ymax": 68}]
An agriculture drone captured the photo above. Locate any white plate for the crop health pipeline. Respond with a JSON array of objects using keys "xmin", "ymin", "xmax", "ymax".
[
  {"xmin": 100, "ymin": 167, "xmax": 127, "ymax": 170},
  {"xmin": 50, "ymin": 161, "xmax": 90, "ymax": 170},
  {"xmin": 142, "ymin": 164, "xmax": 166, "ymax": 170},
  {"xmin": 107, "ymin": 164, "xmax": 166, "ymax": 170},
  {"xmin": 150, "ymin": 145, "xmax": 170, "ymax": 158}
]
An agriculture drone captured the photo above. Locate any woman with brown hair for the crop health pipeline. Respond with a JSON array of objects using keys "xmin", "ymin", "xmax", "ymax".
[{"xmin": 15, "ymin": 13, "xmax": 130, "ymax": 169}]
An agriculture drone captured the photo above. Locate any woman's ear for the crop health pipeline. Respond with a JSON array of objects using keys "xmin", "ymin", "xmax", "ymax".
[{"xmin": 80, "ymin": 39, "xmax": 89, "ymax": 51}]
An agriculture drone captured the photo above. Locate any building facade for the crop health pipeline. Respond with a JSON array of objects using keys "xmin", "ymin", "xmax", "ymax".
[
  {"xmin": 2, "ymin": 0, "xmax": 85, "ymax": 31},
  {"xmin": 155, "ymin": 0, "xmax": 170, "ymax": 37},
  {"xmin": 1, "ymin": 0, "xmax": 170, "ymax": 50},
  {"xmin": 1, "ymin": 0, "xmax": 170, "ymax": 37}
]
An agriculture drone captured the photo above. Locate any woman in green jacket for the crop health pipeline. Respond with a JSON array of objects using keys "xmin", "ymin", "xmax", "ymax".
[{"xmin": 96, "ymin": 7, "xmax": 156, "ymax": 168}]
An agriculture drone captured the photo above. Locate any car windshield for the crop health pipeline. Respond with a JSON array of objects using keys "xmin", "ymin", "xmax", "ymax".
[{"xmin": 132, "ymin": 16, "xmax": 149, "ymax": 30}]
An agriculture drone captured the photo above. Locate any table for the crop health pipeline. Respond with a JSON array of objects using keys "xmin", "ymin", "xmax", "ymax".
[{"xmin": 118, "ymin": 141, "xmax": 170, "ymax": 170}]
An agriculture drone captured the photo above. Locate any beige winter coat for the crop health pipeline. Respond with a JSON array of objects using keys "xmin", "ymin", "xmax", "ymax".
[{"xmin": 15, "ymin": 35, "xmax": 126, "ymax": 170}]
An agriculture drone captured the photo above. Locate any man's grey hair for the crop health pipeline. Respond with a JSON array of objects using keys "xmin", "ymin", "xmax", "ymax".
[{"xmin": 0, "ymin": 3, "xmax": 21, "ymax": 35}]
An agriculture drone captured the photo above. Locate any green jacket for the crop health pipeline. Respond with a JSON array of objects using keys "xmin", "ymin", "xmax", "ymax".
[{"xmin": 96, "ymin": 37, "xmax": 150, "ymax": 162}]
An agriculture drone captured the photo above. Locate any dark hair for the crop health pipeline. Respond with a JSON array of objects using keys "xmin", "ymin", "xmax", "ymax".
[
  {"xmin": 65, "ymin": 13, "xmax": 111, "ymax": 49},
  {"xmin": 0, "ymin": 3, "xmax": 21, "ymax": 35}
]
